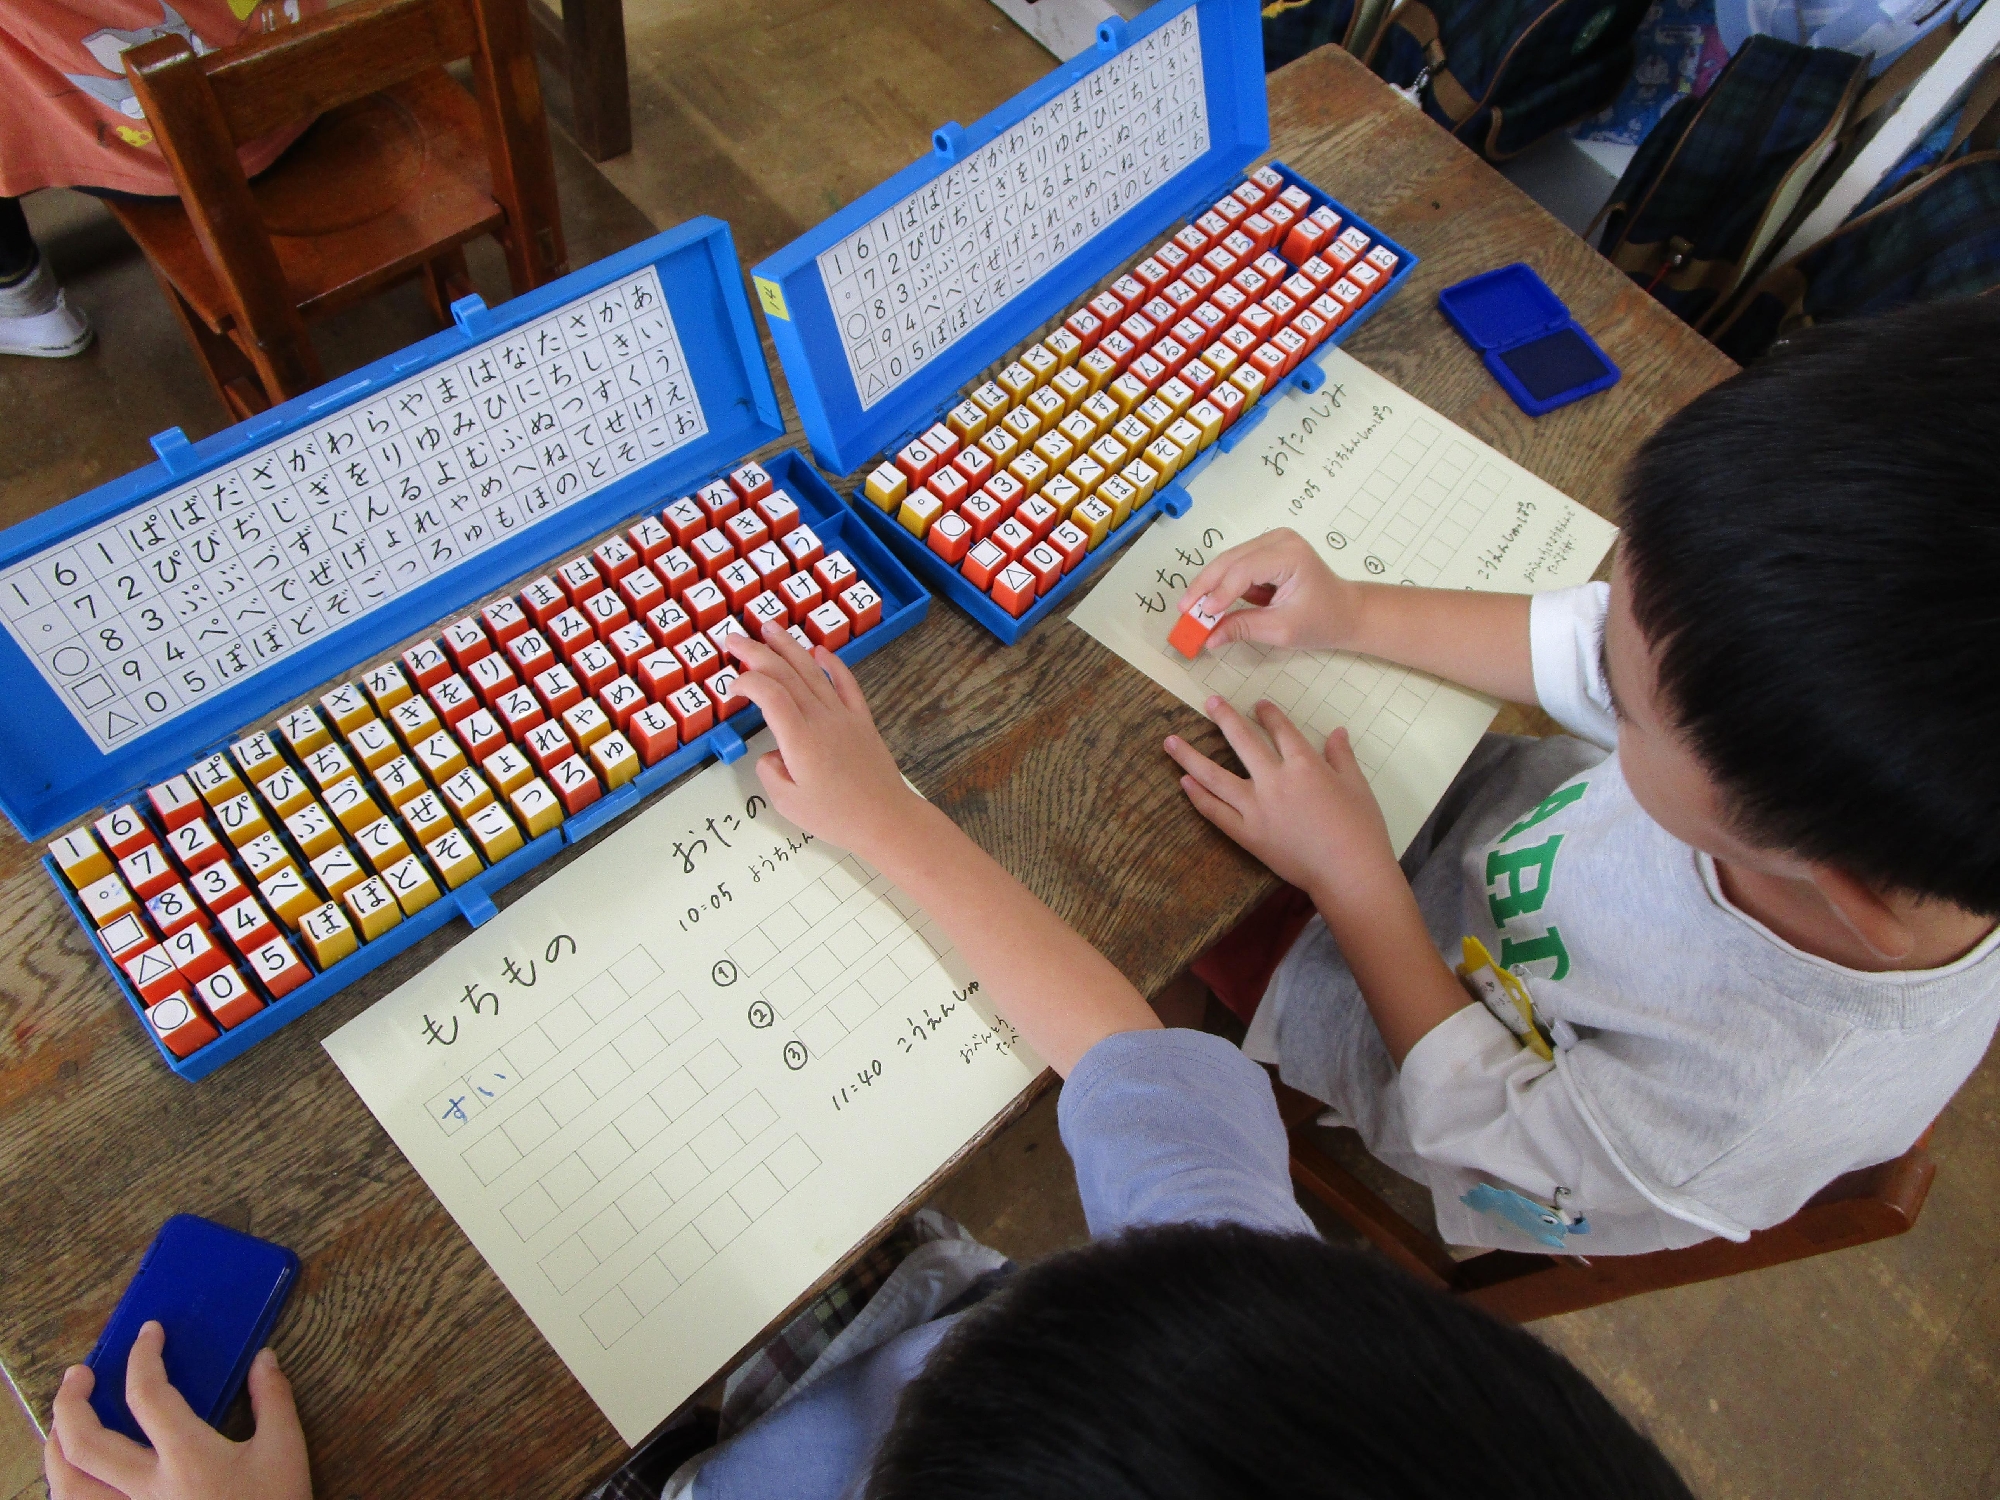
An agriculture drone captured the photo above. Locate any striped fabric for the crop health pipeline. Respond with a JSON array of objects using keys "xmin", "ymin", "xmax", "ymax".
[
  {"xmin": 1597, "ymin": 36, "xmax": 1866, "ymax": 330},
  {"xmin": 1370, "ymin": 0, "xmax": 1652, "ymax": 160},
  {"xmin": 1260, "ymin": 0, "xmax": 1648, "ymax": 161},
  {"xmin": 1715, "ymin": 152, "xmax": 2000, "ymax": 361},
  {"xmin": 582, "ymin": 1218, "xmax": 943, "ymax": 1500}
]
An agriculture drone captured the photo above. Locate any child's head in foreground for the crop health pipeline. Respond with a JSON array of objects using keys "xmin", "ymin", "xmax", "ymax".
[
  {"xmin": 1604, "ymin": 297, "xmax": 2000, "ymax": 925},
  {"xmin": 865, "ymin": 1223, "xmax": 1691, "ymax": 1499}
]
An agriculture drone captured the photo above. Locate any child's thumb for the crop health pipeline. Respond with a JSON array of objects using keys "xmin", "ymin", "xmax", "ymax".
[
  {"xmin": 247, "ymin": 1348, "xmax": 310, "ymax": 1462},
  {"xmin": 1322, "ymin": 724, "xmax": 1358, "ymax": 770},
  {"xmin": 248, "ymin": 1349, "xmax": 297, "ymax": 1421},
  {"xmin": 1206, "ymin": 607, "xmax": 1277, "ymax": 650}
]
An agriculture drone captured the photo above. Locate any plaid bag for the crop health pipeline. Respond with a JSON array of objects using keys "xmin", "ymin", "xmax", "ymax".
[
  {"xmin": 1261, "ymin": 0, "xmax": 1649, "ymax": 161},
  {"xmin": 1595, "ymin": 36, "xmax": 1868, "ymax": 332},
  {"xmin": 1371, "ymin": 0, "xmax": 1653, "ymax": 160},
  {"xmin": 1262, "ymin": 0, "xmax": 1400, "ymax": 69},
  {"xmin": 1709, "ymin": 74, "xmax": 2000, "ymax": 362}
]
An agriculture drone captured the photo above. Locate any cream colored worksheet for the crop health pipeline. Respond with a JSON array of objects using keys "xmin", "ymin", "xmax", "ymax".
[
  {"xmin": 324, "ymin": 733, "xmax": 1041, "ymax": 1443},
  {"xmin": 1070, "ymin": 348, "xmax": 1618, "ymax": 854}
]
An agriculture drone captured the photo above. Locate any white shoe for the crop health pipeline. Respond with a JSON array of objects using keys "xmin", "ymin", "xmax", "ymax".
[{"xmin": 0, "ymin": 260, "xmax": 93, "ymax": 358}]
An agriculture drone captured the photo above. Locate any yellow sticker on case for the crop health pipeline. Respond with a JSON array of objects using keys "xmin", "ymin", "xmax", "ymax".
[{"xmin": 754, "ymin": 277, "xmax": 790, "ymax": 322}]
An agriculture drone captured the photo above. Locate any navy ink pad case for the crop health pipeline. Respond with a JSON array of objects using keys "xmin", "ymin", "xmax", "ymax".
[
  {"xmin": 84, "ymin": 1215, "xmax": 298, "ymax": 1444},
  {"xmin": 1437, "ymin": 263, "xmax": 1619, "ymax": 417}
]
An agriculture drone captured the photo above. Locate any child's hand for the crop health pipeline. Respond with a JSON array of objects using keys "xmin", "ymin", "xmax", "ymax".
[
  {"xmin": 1165, "ymin": 699, "xmax": 1399, "ymax": 910},
  {"xmin": 726, "ymin": 632, "xmax": 923, "ymax": 860},
  {"xmin": 47, "ymin": 1322, "xmax": 311, "ymax": 1500},
  {"xmin": 1177, "ymin": 528, "xmax": 1359, "ymax": 653}
]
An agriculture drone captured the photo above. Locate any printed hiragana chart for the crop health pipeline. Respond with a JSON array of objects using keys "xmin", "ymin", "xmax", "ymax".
[
  {"xmin": 0, "ymin": 266, "xmax": 705, "ymax": 755},
  {"xmin": 1070, "ymin": 349, "xmax": 1618, "ymax": 853},
  {"xmin": 324, "ymin": 732, "xmax": 1042, "ymax": 1444},
  {"xmin": 816, "ymin": 6, "xmax": 1209, "ymax": 411}
]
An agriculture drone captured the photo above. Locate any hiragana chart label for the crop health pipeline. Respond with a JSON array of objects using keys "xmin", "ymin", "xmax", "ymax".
[
  {"xmin": 1, "ymin": 266, "xmax": 704, "ymax": 753},
  {"xmin": 817, "ymin": 8, "xmax": 1208, "ymax": 411}
]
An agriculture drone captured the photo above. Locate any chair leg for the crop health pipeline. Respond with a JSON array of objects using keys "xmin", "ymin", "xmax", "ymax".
[
  {"xmin": 142, "ymin": 256, "xmax": 270, "ymax": 419},
  {"xmin": 421, "ymin": 248, "xmax": 475, "ymax": 327}
]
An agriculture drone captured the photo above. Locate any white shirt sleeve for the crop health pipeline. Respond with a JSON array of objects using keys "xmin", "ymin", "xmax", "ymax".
[{"xmin": 1529, "ymin": 582, "xmax": 1617, "ymax": 751}]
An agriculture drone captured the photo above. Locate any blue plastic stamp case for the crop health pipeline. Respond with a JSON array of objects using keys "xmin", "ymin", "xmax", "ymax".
[
  {"xmin": 749, "ymin": 0, "xmax": 1416, "ymax": 643},
  {"xmin": 0, "ymin": 220, "xmax": 931, "ymax": 1079}
]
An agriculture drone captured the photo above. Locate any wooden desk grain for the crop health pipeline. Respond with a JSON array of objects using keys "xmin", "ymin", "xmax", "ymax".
[{"xmin": 0, "ymin": 48, "xmax": 1735, "ymax": 1500}]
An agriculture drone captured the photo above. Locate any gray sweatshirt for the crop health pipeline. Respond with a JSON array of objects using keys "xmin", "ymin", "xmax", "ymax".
[{"xmin": 1247, "ymin": 582, "xmax": 2000, "ymax": 1254}]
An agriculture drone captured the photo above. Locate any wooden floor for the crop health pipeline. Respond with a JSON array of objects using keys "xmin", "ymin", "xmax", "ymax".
[
  {"xmin": 2, "ymin": 4, "xmax": 1996, "ymax": 1496},
  {"xmin": 566, "ymin": 0, "xmax": 1063, "ymax": 265}
]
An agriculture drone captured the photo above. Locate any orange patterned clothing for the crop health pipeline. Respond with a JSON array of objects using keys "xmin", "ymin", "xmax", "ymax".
[{"xmin": 0, "ymin": 0, "xmax": 324, "ymax": 197}]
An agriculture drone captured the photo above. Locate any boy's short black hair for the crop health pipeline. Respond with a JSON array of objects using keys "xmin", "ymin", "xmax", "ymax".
[
  {"xmin": 1619, "ymin": 297, "xmax": 2000, "ymax": 914},
  {"xmin": 866, "ymin": 1224, "xmax": 1690, "ymax": 1500}
]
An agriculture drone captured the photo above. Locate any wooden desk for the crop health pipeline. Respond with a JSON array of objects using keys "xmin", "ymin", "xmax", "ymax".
[{"xmin": 0, "ymin": 47, "xmax": 1733, "ymax": 1500}]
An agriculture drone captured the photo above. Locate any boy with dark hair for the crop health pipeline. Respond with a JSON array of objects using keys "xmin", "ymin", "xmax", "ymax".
[
  {"xmin": 47, "ymin": 632, "xmax": 1692, "ymax": 1500},
  {"xmin": 868, "ymin": 1225, "xmax": 1689, "ymax": 1500},
  {"xmin": 1166, "ymin": 297, "xmax": 2000, "ymax": 1256}
]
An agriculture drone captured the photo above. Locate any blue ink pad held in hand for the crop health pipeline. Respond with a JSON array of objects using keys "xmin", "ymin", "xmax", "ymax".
[
  {"xmin": 84, "ymin": 1215, "xmax": 298, "ymax": 1444},
  {"xmin": 1437, "ymin": 264, "xmax": 1619, "ymax": 417}
]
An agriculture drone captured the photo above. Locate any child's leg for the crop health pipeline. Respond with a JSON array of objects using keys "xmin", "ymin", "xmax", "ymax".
[
  {"xmin": 0, "ymin": 196, "xmax": 92, "ymax": 359},
  {"xmin": 0, "ymin": 198, "xmax": 35, "ymax": 284},
  {"xmin": 1190, "ymin": 884, "xmax": 1319, "ymax": 1025}
]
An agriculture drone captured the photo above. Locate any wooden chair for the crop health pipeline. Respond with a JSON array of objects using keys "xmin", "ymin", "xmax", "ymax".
[
  {"xmin": 114, "ymin": 0, "xmax": 570, "ymax": 420},
  {"xmin": 1274, "ymin": 1080, "xmax": 1937, "ymax": 1322}
]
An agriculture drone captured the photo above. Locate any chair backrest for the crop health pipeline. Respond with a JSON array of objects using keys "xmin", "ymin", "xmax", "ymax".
[
  {"xmin": 120, "ymin": 0, "xmax": 565, "ymax": 400},
  {"xmin": 200, "ymin": 0, "xmax": 489, "ymax": 146}
]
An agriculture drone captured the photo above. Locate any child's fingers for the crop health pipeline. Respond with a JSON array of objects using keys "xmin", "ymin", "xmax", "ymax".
[
  {"xmin": 1179, "ymin": 556, "xmax": 1293, "ymax": 622},
  {"xmin": 1179, "ymin": 530, "xmax": 1299, "ymax": 612},
  {"xmin": 1321, "ymin": 724, "xmax": 1361, "ymax": 774},
  {"xmin": 1253, "ymin": 700, "xmax": 1315, "ymax": 760},
  {"xmin": 732, "ymin": 670, "xmax": 810, "ymax": 747},
  {"xmin": 1204, "ymin": 696, "xmax": 1278, "ymax": 777},
  {"xmin": 1205, "ymin": 600, "xmax": 1295, "ymax": 651},
  {"xmin": 43, "ymin": 1427, "xmax": 126, "ymax": 1500},
  {"xmin": 753, "ymin": 625, "xmax": 830, "ymax": 704},
  {"xmin": 245, "ymin": 1348, "xmax": 309, "ymax": 1464},
  {"xmin": 123, "ymin": 1321, "xmax": 207, "ymax": 1452},
  {"xmin": 50, "ymin": 1365, "xmax": 153, "ymax": 1495},
  {"xmin": 814, "ymin": 645, "xmax": 872, "ymax": 718},
  {"xmin": 753, "ymin": 749, "xmax": 798, "ymax": 798},
  {"xmin": 1178, "ymin": 773, "xmax": 1244, "ymax": 836},
  {"xmin": 726, "ymin": 632, "xmax": 815, "ymax": 705},
  {"xmin": 1163, "ymin": 734, "xmax": 1248, "ymax": 810}
]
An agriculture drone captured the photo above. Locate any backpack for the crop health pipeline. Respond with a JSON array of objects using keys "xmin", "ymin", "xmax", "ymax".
[
  {"xmin": 1594, "ymin": 36, "xmax": 1871, "ymax": 332},
  {"xmin": 1262, "ymin": 0, "xmax": 1651, "ymax": 160},
  {"xmin": 1262, "ymin": 0, "xmax": 1392, "ymax": 69},
  {"xmin": 1709, "ymin": 66, "xmax": 2000, "ymax": 361}
]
